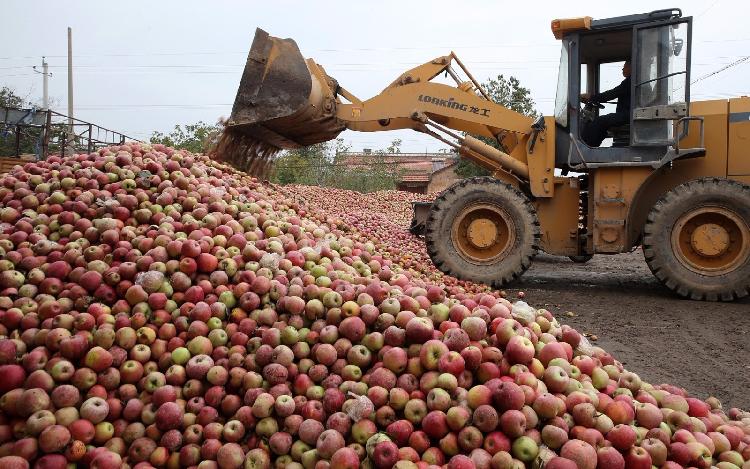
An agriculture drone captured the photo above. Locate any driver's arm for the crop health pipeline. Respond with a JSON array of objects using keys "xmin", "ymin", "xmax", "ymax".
[{"xmin": 591, "ymin": 79, "xmax": 628, "ymax": 104}]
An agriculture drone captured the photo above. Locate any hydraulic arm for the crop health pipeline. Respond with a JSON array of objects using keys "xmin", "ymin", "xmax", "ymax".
[{"xmin": 221, "ymin": 28, "xmax": 556, "ymax": 196}]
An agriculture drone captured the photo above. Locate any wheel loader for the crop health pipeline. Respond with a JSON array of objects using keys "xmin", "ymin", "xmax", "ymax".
[{"xmin": 218, "ymin": 8, "xmax": 750, "ymax": 301}]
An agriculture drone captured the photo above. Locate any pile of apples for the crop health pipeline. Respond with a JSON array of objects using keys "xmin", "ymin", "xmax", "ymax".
[
  {"xmin": 281, "ymin": 185, "xmax": 489, "ymax": 294},
  {"xmin": 0, "ymin": 144, "xmax": 748, "ymax": 469}
]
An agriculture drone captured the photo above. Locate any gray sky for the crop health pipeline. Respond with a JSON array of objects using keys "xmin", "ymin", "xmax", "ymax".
[{"xmin": 2, "ymin": 0, "xmax": 748, "ymax": 152}]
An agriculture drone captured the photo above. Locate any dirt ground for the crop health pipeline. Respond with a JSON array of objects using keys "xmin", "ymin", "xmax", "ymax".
[{"xmin": 509, "ymin": 249, "xmax": 750, "ymax": 411}]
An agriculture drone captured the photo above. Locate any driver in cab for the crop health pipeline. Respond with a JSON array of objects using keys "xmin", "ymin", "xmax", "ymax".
[{"xmin": 580, "ymin": 61, "xmax": 631, "ymax": 147}]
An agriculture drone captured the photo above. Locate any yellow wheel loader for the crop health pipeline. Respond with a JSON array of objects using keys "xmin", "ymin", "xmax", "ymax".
[{"xmin": 220, "ymin": 8, "xmax": 750, "ymax": 301}]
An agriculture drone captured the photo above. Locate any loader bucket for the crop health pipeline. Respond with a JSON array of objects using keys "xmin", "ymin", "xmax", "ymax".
[
  {"xmin": 214, "ymin": 28, "xmax": 345, "ymax": 177},
  {"xmin": 409, "ymin": 201, "xmax": 433, "ymax": 236}
]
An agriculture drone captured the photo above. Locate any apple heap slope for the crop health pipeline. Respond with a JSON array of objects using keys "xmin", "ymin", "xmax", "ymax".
[
  {"xmin": 0, "ymin": 143, "xmax": 747, "ymax": 469},
  {"xmin": 280, "ymin": 185, "xmax": 491, "ymax": 293}
]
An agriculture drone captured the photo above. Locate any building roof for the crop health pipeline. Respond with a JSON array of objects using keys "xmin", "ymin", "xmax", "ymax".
[
  {"xmin": 429, "ymin": 161, "xmax": 458, "ymax": 179},
  {"xmin": 401, "ymin": 173, "xmax": 431, "ymax": 183},
  {"xmin": 338, "ymin": 151, "xmax": 458, "ymax": 186}
]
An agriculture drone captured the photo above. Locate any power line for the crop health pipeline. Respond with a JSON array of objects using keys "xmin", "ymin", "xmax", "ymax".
[
  {"xmin": 3, "ymin": 35, "xmax": 750, "ymax": 62},
  {"xmin": 697, "ymin": 0, "xmax": 721, "ymax": 18},
  {"xmin": 31, "ymin": 58, "xmax": 747, "ymax": 69},
  {"xmin": 0, "ymin": 44, "xmax": 559, "ymax": 61},
  {"xmin": 691, "ymin": 56, "xmax": 750, "ymax": 85}
]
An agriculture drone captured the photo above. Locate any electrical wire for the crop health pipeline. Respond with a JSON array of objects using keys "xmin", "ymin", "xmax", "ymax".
[
  {"xmin": 3, "ymin": 36, "xmax": 750, "ymax": 61},
  {"xmin": 691, "ymin": 56, "xmax": 750, "ymax": 84},
  {"xmin": 697, "ymin": 0, "xmax": 721, "ymax": 18}
]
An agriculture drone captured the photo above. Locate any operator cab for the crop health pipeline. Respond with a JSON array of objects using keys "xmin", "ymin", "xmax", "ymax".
[{"xmin": 551, "ymin": 9, "xmax": 704, "ymax": 170}]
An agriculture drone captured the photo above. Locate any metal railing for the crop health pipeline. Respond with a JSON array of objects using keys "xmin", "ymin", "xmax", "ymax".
[{"xmin": 0, "ymin": 106, "xmax": 140, "ymax": 160}]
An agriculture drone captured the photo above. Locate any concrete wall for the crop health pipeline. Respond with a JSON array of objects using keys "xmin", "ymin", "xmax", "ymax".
[{"xmin": 427, "ymin": 164, "xmax": 460, "ymax": 194}]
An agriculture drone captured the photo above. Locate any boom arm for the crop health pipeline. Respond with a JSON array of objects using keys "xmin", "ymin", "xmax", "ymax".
[
  {"xmin": 318, "ymin": 53, "xmax": 541, "ymax": 181},
  {"xmin": 334, "ymin": 55, "xmax": 532, "ymax": 136}
]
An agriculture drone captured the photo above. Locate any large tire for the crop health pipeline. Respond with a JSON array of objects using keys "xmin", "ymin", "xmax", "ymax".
[
  {"xmin": 425, "ymin": 177, "xmax": 540, "ymax": 288},
  {"xmin": 643, "ymin": 177, "xmax": 750, "ymax": 301}
]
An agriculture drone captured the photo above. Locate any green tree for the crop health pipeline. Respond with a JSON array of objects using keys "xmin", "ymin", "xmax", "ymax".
[
  {"xmin": 455, "ymin": 75, "xmax": 538, "ymax": 178},
  {"xmin": 270, "ymin": 138, "xmax": 402, "ymax": 193},
  {"xmin": 0, "ymin": 85, "xmax": 44, "ymax": 157},
  {"xmin": 333, "ymin": 140, "xmax": 403, "ymax": 192},
  {"xmin": 0, "ymin": 86, "xmax": 26, "ymax": 108},
  {"xmin": 150, "ymin": 121, "xmax": 223, "ymax": 153},
  {"xmin": 272, "ymin": 142, "xmax": 335, "ymax": 186},
  {"xmin": 386, "ymin": 138, "xmax": 402, "ymax": 154}
]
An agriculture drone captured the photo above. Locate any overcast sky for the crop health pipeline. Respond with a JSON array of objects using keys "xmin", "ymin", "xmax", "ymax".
[{"xmin": 2, "ymin": 0, "xmax": 748, "ymax": 153}]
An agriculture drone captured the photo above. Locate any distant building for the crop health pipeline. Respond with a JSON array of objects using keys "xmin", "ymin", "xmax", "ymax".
[
  {"xmin": 426, "ymin": 161, "xmax": 460, "ymax": 194},
  {"xmin": 338, "ymin": 151, "xmax": 461, "ymax": 194}
]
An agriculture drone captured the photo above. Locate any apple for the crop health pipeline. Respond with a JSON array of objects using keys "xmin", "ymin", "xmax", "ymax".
[
  {"xmin": 533, "ymin": 393, "xmax": 561, "ymax": 420},
  {"xmin": 623, "ymin": 446, "xmax": 652, "ymax": 469},
  {"xmin": 38, "ymin": 425, "xmax": 71, "ymax": 453},
  {"xmin": 458, "ymin": 426, "xmax": 483, "ymax": 452},
  {"xmin": 499, "ymin": 410, "xmax": 527, "ymax": 438},
  {"xmin": 538, "ymin": 342, "xmax": 568, "ymax": 366},
  {"xmin": 493, "ymin": 381, "xmax": 525, "ymax": 412},
  {"xmin": 505, "ymin": 335, "xmax": 535, "ymax": 365},
  {"xmin": 542, "ymin": 424, "xmax": 569, "ymax": 450},
  {"xmin": 406, "ymin": 317, "xmax": 434, "ymax": 344},
  {"xmin": 422, "ymin": 411, "xmax": 449, "ymax": 440},
  {"xmin": 572, "ymin": 403, "xmax": 597, "ymax": 428},
  {"xmin": 0, "ymin": 456, "xmax": 29, "ymax": 469},
  {"xmin": 472, "ymin": 404, "xmax": 498, "ymax": 433},
  {"xmin": 546, "ymin": 457, "xmax": 579, "ymax": 469},
  {"xmin": 605, "ymin": 401, "xmax": 634, "ymax": 426},
  {"xmin": 596, "ymin": 446, "xmax": 624, "ymax": 469},
  {"xmin": 544, "ymin": 366, "xmax": 570, "ymax": 394},
  {"xmin": 448, "ymin": 454, "xmax": 475, "ymax": 469},
  {"xmin": 383, "ymin": 347, "xmax": 408, "ymax": 373},
  {"xmin": 317, "ymin": 429, "xmax": 346, "ymax": 460},
  {"xmin": 420, "ymin": 340, "xmax": 449, "ymax": 371},
  {"xmin": 217, "ymin": 442, "xmax": 245, "ymax": 468},
  {"xmin": 466, "ymin": 385, "xmax": 492, "ymax": 409},
  {"xmin": 330, "ymin": 447, "xmax": 360, "ymax": 469},
  {"xmin": 371, "ymin": 440, "xmax": 399, "ymax": 469},
  {"xmin": 560, "ymin": 439, "xmax": 597, "ymax": 469},
  {"xmin": 404, "ymin": 398, "xmax": 428, "ymax": 425},
  {"xmin": 606, "ymin": 424, "xmax": 636, "ymax": 451},
  {"xmin": 639, "ymin": 438, "xmax": 667, "ymax": 466},
  {"xmin": 438, "ymin": 351, "xmax": 465, "ymax": 376},
  {"xmin": 511, "ymin": 435, "xmax": 539, "ymax": 463},
  {"xmin": 443, "ymin": 328, "xmax": 470, "ymax": 352}
]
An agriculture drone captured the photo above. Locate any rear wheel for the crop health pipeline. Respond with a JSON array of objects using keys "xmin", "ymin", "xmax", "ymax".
[
  {"xmin": 643, "ymin": 178, "xmax": 750, "ymax": 301},
  {"xmin": 425, "ymin": 177, "xmax": 539, "ymax": 288}
]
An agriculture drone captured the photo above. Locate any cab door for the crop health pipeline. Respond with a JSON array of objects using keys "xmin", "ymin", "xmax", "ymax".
[{"xmin": 631, "ymin": 17, "xmax": 692, "ymax": 146}]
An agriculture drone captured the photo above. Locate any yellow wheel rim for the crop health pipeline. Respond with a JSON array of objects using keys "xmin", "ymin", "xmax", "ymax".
[
  {"xmin": 451, "ymin": 203, "xmax": 515, "ymax": 265},
  {"xmin": 671, "ymin": 206, "xmax": 750, "ymax": 276}
]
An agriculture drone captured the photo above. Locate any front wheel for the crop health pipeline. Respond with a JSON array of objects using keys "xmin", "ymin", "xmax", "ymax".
[
  {"xmin": 424, "ymin": 177, "xmax": 540, "ymax": 288},
  {"xmin": 643, "ymin": 178, "xmax": 750, "ymax": 301}
]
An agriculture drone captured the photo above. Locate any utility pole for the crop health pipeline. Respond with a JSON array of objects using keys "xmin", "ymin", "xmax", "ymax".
[
  {"xmin": 32, "ymin": 57, "xmax": 52, "ymax": 110},
  {"xmin": 42, "ymin": 57, "xmax": 49, "ymax": 110},
  {"xmin": 67, "ymin": 27, "xmax": 73, "ymax": 132}
]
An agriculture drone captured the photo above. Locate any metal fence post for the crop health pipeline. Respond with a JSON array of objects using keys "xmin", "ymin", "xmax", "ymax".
[
  {"xmin": 15, "ymin": 124, "xmax": 20, "ymax": 157},
  {"xmin": 42, "ymin": 111, "xmax": 51, "ymax": 159}
]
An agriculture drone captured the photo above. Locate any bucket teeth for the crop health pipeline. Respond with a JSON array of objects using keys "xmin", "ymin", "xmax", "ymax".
[{"xmin": 211, "ymin": 131, "xmax": 279, "ymax": 180}]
